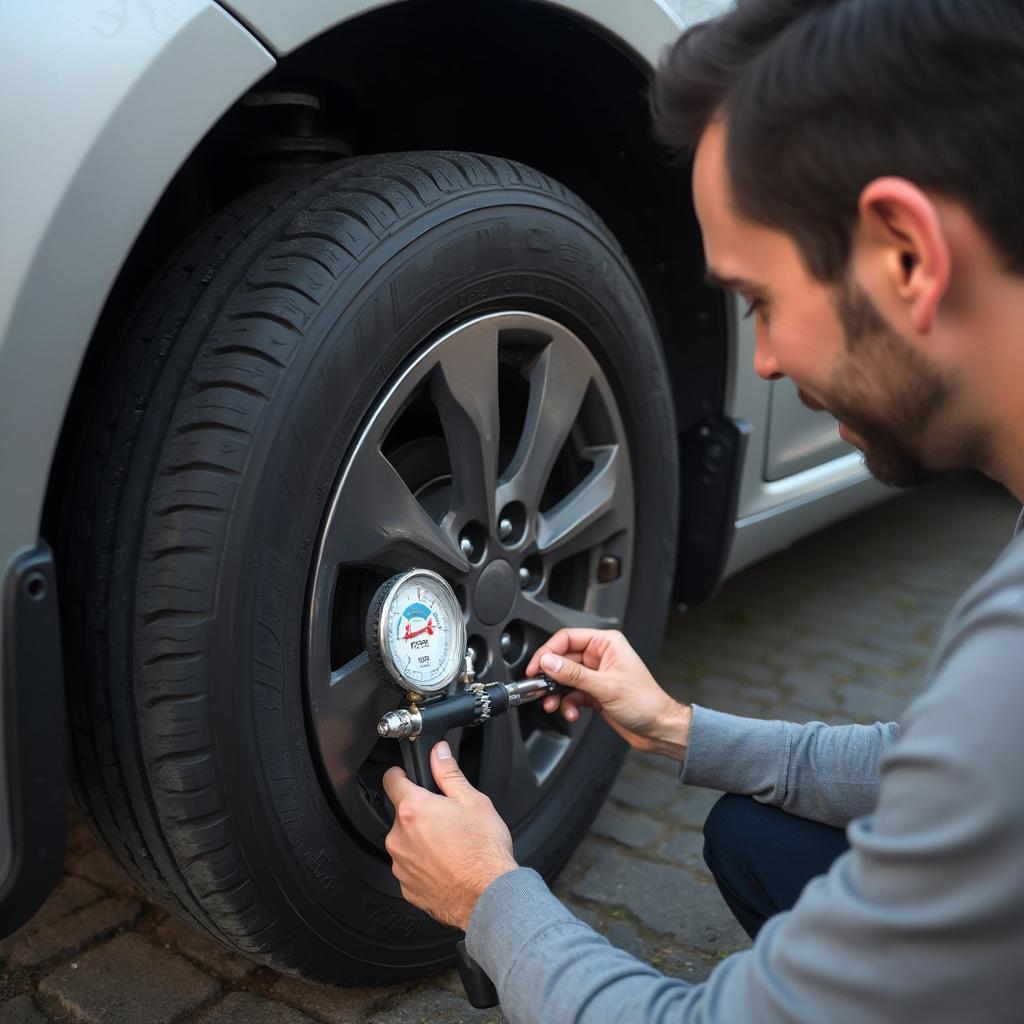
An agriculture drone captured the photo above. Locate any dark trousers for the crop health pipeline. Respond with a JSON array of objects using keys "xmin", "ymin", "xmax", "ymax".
[{"xmin": 702, "ymin": 793, "xmax": 850, "ymax": 940}]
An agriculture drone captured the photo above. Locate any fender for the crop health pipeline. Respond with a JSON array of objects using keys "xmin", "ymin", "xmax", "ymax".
[
  {"xmin": 0, "ymin": 0, "xmax": 272, "ymax": 927},
  {"xmin": 216, "ymin": 0, "xmax": 731, "ymax": 62},
  {"xmin": 0, "ymin": 2, "xmax": 273, "ymax": 576}
]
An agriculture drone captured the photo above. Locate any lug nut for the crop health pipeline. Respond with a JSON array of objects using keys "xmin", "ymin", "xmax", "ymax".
[
  {"xmin": 597, "ymin": 555, "xmax": 621, "ymax": 583},
  {"xmin": 518, "ymin": 566, "xmax": 530, "ymax": 584},
  {"xmin": 460, "ymin": 537, "xmax": 474, "ymax": 558},
  {"xmin": 500, "ymin": 632, "xmax": 512, "ymax": 654},
  {"xmin": 498, "ymin": 518, "xmax": 514, "ymax": 541}
]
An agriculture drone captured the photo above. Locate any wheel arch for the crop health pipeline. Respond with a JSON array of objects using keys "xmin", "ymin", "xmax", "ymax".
[{"xmin": 42, "ymin": 0, "xmax": 730, "ymax": 596}]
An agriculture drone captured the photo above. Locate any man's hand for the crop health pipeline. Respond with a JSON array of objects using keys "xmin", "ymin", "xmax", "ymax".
[
  {"xmin": 527, "ymin": 628, "xmax": 692, "ymax": 761},
  {"xmin": 382, "ymin": 742, "xmax": 518, "ymax": 932}
]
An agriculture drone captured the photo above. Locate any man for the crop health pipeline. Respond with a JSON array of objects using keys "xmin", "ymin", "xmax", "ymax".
[{"xmin": 381, "ymin": 1, "xmax": 1024, "ymax": 1019}]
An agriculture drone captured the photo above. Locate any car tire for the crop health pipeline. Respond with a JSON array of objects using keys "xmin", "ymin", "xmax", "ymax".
[{"xmin": 56, "ymin": 151, "xmax": 679, "ymax": 983}]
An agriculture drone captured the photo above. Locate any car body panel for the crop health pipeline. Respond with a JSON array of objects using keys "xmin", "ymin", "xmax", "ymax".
[
  {"xmin": 215, "ymin": 0, "xmax": 730, "ymax": 62},
  {"xmin": 0, "ymin": 0, "xmax": 272, "ymax": 909},
  {"xmin": 765, "ymin": 379, "xmax": 853, "ymax": 481},
  {"xmin": 723, "ymin": 315, "xmax": 888, "ymax": 578},
  {"xmin": 0, "ymin": 1, "xmax": 273, "ymax": 573}
]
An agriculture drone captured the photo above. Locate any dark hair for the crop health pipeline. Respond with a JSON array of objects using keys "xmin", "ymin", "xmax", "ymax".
[{"xmin": 651, "ymin": 0, "xmax": 1024, "ymax": 282}]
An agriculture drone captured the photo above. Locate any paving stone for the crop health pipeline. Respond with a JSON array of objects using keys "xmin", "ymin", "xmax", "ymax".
[
  {"xmin": 39, "ymin": 933, "xmax": 219, "ymax": 1023},
  {"xmin": 0, "ymin": 878, "xmax": 103, "ymax": 960},
  {"xmin": 590, "ymin": 804, "xmax": 664, "ymax": 850},
  {"xmin": 155, "ymin": 916, "xmax": 254, "ymax": 983},
  {"xmin": 70, "ymin": 850, "xmax": 138, "ymax": 898},
  {"xmin": 600, "ymin": 920, "xmax": 719, "ymax": 982},
  {"xmin": 694, "ymin": 659, "xmax": 779, "ymax": 687},
  {"xmin": 571, "ymin": 848, "xmax": 750, "ymax": 954},
  {"xmin": 658, "ymin": 830, "xmax": 706, "ymax": 872},
  {"xmin": 610, "ymin": 767, "xmax": 681, "ymax": 811},
  {"xmin": 601, "ymin": 919, "xmax": 648, "ymax": 960},
  {"xmin": 663, "ymin": 786, "xmax": 720, "ymax": 830},
  {"xmin": 364, "ymin": 987, "xmax": 503, "ymax": 1024},
  {"xmin": 735, "ymin": 686, "xmax": 785, "ymax": 705},
  {"xmin": 836, "ymin": 683, "xmax": 907, "ymax": 723},
  {"xmin": 268, "ymin": 976, "xmax": 388, "ymax": 1023},
  {"xmin": 685, "ymin": 676, "xmax": 747, "ymax": 703},
  {"xmin": 765, "ymin": 649, "xmax": 810, "ymax": 672},
  {"xmin": 196, "ymin": 992, "xmax": 315, "ymax": 1024},
  {"xmin": 627, "ymin": 750, "xmax": 680, "ymax": 776},
  {"xmin": 0, "ymin": 995, "xmax": 49, "ymax": 1023},
  {"xmin": 563, "ymin": 902, "xmax": 602, "ymax": 930},
  {"xmin": 795, "ymin": 659, "xmax": 859, "ymax": 687},
  {"xmin": 9, "ymin": 899, "xmax": 140, "ymax": 968},
  {"xmin": 781, "ymin": 668, "xmax": 838, "ymax": 698}
]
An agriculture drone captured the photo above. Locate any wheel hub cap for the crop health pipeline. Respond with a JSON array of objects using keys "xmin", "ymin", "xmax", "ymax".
[{"xmin": 473, "ymin": 560, "xmax": 517, "ymax": 625}]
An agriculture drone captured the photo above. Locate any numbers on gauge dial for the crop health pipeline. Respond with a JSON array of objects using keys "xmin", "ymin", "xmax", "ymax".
[{"xmin": 384, "ymin": 581, "xmax": 460, "ymax": 691}]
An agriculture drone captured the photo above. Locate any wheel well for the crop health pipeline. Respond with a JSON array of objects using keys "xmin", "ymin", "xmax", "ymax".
[{"xmin": 47, "ymin": 0, "xmax": 728, "ymax": 584}]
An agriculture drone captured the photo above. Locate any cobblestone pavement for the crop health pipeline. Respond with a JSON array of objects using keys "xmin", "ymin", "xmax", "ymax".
[{"xmin": 1, "ymin": 474, "xmax": 1017, "ymax": 1023}]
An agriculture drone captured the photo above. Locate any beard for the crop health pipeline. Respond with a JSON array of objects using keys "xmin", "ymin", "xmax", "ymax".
[{"xmin": 802, "ymin": 280, "xmax": 965, "ymax": 488}]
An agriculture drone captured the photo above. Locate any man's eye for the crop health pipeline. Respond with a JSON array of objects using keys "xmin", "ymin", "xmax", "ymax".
[{"xmin": 741, "ymin": 299, "xmax": 761, "ymax": 320}]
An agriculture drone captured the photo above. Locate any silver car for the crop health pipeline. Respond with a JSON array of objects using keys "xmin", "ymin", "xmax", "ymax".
[{"xmin": 0, "ymin": 0, "xmax": 883, "ymax": 983}]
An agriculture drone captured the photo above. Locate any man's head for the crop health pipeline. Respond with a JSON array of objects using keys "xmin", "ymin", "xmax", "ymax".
[{"xmin": 652, "ymin": 0, "xmax": 1024, "ymax": 488}]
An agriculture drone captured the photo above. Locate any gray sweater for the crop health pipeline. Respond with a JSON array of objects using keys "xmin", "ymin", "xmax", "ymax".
[{"xmin": 466, "ymin": 528, "xmax": 1024, "ymax": 1022}]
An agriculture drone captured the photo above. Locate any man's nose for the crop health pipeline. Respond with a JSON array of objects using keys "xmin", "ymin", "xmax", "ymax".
[{"xmin": 753, "ymin": 328, "xmax": 784, "ymax": 381}]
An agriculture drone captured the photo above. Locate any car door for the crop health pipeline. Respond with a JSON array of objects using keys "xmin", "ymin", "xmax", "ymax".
[{"xmin": 764, "ymin": 378, "xmax": 853, "ymax": 480}]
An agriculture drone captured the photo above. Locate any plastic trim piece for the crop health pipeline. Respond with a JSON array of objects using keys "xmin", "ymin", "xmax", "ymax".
[
  {"xmin": 0, "ymin": 544, "xmax": 67, "ymax": 937},
  {"xmin": 674, "ymin": 416, "xmax": 750, "ymax": 607}
]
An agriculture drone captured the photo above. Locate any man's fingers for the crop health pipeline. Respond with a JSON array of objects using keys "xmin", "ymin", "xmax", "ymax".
[
  {"xmin": 526, "ymin": 628, "xmax": 605, "ymax": 675},
  {"xmin": 561, "ymin": 691, "xmax": 598, "ymax": 722},
  {"xmin": 540, "ymin": 650, "xmax": 599, "ymax": 691},
  {"xmin": 543, "ymin": 690, "xmax": 596, "ymax": 721},
  {"xmin": 382, "ymin": 765, "xmax": 418, "ymax": 805},
  {"xmin": 430, "ymin": 741, "xmax": 477, "ymax": 803}
]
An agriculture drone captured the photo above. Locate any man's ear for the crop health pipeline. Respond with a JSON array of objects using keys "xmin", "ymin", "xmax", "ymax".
[{"xmin": 856, "ymin": 177, "xmax": 951, "ymax": 334}]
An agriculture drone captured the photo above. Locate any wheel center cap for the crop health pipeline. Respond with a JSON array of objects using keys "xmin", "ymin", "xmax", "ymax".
[{"xmin": 473, "ymin": 560, "xmax": 517, "ymax": 626}]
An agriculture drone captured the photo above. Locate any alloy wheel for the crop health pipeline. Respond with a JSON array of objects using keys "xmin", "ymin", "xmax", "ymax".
[{"xmin": 305, "ymin": 311, "xmax": 635, "ymax": 846}]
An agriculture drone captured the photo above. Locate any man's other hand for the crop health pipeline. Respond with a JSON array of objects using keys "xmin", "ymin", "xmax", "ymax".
[
  {"xmin": 382, "ymin": 743, "xmax": 518, "ymax": 932},
  {"xmin": 528, "ymin": 628, "xmax": 692, "ymax": 761}
]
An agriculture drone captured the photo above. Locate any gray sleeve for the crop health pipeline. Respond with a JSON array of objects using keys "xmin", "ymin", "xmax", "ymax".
[
  {"xmin": 466, "ymin": 593, "xmax": 1024, "ymax": 1024},
  {"xmin": 680, "ymin": 704, "xmax": 899, "ymax": 827}
]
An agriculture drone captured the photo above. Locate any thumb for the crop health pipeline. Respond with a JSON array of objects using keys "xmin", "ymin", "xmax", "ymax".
[
  {"xmin": 430, "ymin": 741, "xmax": 476, "ymax": 802},
  {"xmin": 540, "ymin": 651, "xmax": 599, "ymax": 693}
]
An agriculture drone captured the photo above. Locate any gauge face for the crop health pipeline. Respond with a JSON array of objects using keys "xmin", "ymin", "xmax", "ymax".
[{"xmin": 378, "ymin": 571, "xmax": 465, "ymax": 694}]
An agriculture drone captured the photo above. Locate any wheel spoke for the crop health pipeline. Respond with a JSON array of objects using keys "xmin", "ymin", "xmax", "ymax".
[
  {"xmin": 432, "ymin": 324, "xmax": 501, "ymax": 533},
  {"xmin": 310, "ymin": 653, "xmax": 394, "ymax": 797},
  {"xmin": 497, "ymin": 339, "xmax": 591, "ymax": 510},
  {"xmin": 515, "ymin": 589, "xmax": 619, "ymax": 636},
  {"xmin": 478, "ymin": 711, "xmax": 543, "ymax": 824},
  {"xmin": 322, "ymin": 444, "xmax": 469, "ymax": 576},
  {"xmin": 536, "ymin": 445, "xmax": 628, "ymax": 560}
]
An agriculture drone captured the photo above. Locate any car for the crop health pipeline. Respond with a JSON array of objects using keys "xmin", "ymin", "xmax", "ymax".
[{"xmin": 0, "ymin": 0, "xmax": 886, "ymax": 985}]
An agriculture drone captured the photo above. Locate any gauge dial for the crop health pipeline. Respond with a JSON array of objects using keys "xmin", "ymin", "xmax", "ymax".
[{"xmin": 370, "ymin": 570, "xmax": 466, "ymax": 695}]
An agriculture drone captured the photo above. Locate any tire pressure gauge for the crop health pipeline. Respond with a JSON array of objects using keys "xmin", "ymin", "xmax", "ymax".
[
  {"xmin": 366, "ymin": 569, "xmax": 467, "ymax": 697},
  {"xmin": 364, "ymin": 567, "xmax": 565, "ymax": 1013}
]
